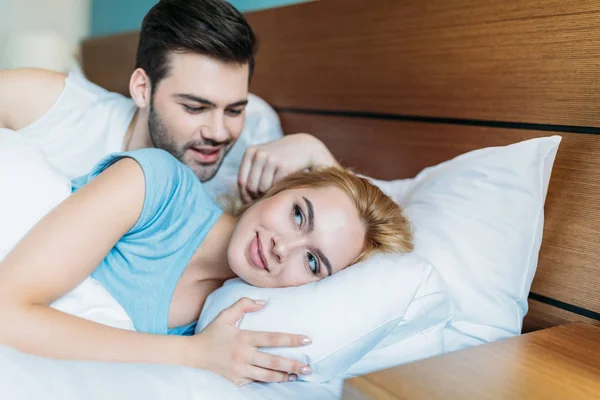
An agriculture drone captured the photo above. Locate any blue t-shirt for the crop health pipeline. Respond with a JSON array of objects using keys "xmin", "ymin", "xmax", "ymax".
[{"xmin": 71, "ymin": 149, "xmax": 223, "ymax": 336}]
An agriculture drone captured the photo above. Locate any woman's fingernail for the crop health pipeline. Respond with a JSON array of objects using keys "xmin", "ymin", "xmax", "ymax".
[
  {"xmin": 288, "ymin": 374, "xmax": 298, "ymax": 382},
  {"xmin": 300, "ymin": 366, "xmax": 312, "ymax": 375},
  {"xmin": 301, "ymin": 337, "xmax": 312, "ymax": 346},
  {"xmin": 254, "ymin": 300, "xmax": 266, "ymax": 306}
]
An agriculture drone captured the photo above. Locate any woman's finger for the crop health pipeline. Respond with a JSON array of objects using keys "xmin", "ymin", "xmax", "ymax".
[
  {"xmin": 250, "ymin": 350, "xmax": 309, "ymax": 376},
  {"xmin": 244, "ymin": 365, "xmax": 295, "ymax": 383},
  {"xmin": 215, "ymin": 297, "xmax": 265, "ymax": 325},
  {"xmin": 247, "ymin": 330, "xmax": 311, "ymax": 348}
]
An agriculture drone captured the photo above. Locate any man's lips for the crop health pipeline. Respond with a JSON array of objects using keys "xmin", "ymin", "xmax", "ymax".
[{"xmin": 189, "ymin": 146, "xmax": 222, "ymax": 164}]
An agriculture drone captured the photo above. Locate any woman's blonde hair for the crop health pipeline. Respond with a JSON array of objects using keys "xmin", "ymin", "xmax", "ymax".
[{"xmin": 244, "ymin": 167, "xmax": 414, "ymax": 264}]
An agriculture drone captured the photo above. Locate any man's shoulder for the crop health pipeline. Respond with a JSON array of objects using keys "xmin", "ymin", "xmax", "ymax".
[
  {"xmin": 64, "ymin": 72, "xmax": 126, "ymax": 101},
  {"xmin": 0, "ymin": 68, "xmax": 67, "ymax": 130},
  {"xmin": 0, "ymin": 68, "xmax": 67, "ymax": 102},
  {"xmin": 0, "ymin": 68, "xmax": 67, "ymax": 83}
]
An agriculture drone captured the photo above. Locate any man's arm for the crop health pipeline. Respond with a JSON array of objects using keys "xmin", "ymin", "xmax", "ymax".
[
  {"xmin": 238, "ymin": 133, "xmax": 340, "ymax": 203},
  {"xmin": 0, "ymin": 68, "xmax": 66, "ymax": 130}
]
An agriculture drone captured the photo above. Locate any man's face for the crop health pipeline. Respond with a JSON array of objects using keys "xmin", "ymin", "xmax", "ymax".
[{"xmin": 148, "ymin": 52, "xmax": 249, "ymax": 181}]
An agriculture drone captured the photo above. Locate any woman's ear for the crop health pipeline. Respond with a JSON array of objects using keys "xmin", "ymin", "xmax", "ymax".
[{"xmin": 129, "ymin": 68, "xmax": 152, "ymax": 109}]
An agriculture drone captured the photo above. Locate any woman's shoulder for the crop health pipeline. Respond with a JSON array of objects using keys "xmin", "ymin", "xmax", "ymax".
[
  {"xmin": 116, "ymin": 148, "xmax": 197, "ymax": 185},
  {"xmin": 123, "ymin": 148, "xmax": 181, "ymax": 168}
]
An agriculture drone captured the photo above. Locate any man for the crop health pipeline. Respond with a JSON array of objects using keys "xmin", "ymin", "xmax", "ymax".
[{"xmin": 0, "ymin": 0, "xmax": 338, "ymax": 203}]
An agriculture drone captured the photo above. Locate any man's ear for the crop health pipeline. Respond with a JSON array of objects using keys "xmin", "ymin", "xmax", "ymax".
[{"xmin": 129, "ymin": 68, "xmax": 152, "ymax": 109}]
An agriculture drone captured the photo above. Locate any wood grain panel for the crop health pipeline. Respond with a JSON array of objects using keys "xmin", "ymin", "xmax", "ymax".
[
  {"xmin": 80, "ymin": 31, "xmax": 139, "ymax": 96},
  {"xmin": 247, "ymin": 0, "xmax": 600, "ymax": 127},
  {"xmin": 280, "ymin": 112, "xmax": 600, "ymax": 321},
  {"xmin": 524, "ymin": 299, "xmax": 600, "ymax": 332},
  {"xmin": 343, "ymin": 377, "xmax": 397, "ymax": 400},
  {"xmin": 348, "ymin": 323, "xmax": 600, "ymax": 400}
]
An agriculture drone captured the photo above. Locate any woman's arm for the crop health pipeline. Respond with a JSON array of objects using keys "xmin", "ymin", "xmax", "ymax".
[{"xmin": 0, "ymin": 158, "xmax": 188, "ymax": 364}]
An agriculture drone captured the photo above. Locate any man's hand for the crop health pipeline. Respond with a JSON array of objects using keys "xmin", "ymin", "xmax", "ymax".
[{"xmin": 238, "ymin": 133, "xmax": 339, "ymax": 203}]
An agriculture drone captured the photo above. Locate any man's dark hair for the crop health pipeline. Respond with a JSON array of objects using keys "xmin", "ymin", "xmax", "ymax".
[{"xmin": 136, "ymin": 0, "xmax": 257, "ymax": 91}]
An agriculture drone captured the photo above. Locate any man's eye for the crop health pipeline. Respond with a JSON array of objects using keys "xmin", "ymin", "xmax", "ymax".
[
  {"xmin": 226, "ymin": 109, "xmax": 243, "ymax": 116},
  {"xmin": 183, "ymin": 105, "xmax": 206, "ymax": 114}
]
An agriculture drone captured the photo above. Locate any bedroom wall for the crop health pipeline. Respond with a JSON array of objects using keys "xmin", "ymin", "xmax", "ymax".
[
  {"xmin": 0, "ymin": 0, "xmax": 312, "ymax": 70},
  {"xmin": 0, "ymin": 0, "xmax": 90, "ymax": 71},
  {"xmin": 90, "ymin": 0, "xmax": 312, "ymax": 37}
]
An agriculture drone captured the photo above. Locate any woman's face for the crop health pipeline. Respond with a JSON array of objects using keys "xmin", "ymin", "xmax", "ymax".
[{"xmin": 228, "ymin": 186, "xmax": 365, "ymax": 288}]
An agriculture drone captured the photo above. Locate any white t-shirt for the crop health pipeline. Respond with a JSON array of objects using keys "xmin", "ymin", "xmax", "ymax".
[
  {"xmin": 0, "ymin": 72, "xmax": 284, "ymax": 197},
  {"xmin": 0, "ymin": 73, "xmax": 136, "ymax": 179}
]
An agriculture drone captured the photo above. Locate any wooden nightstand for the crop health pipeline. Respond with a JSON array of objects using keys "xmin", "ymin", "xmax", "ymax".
[{"xmin": 343, "ymin": 322, "xmax": 600, "ymax": 399}]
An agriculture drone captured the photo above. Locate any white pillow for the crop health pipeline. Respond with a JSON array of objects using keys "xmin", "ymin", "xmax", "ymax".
[
  {"xmin": 198, "ymin": 135, "xmax": 561, "ymax": 381},
  {"xmin": 197, "ymin": 253, "xmax": 449, "ymax": 383},
  {"xmin": 0, "ymin": 136, "xmax": 71, "ymax": 261},
  {"xmin": 403, "ymin": 135, "xmax": 561, "ymax": 351},
  {"xmin": 350, "ymin": 134, "xmax": 561, "ymax": 370}
]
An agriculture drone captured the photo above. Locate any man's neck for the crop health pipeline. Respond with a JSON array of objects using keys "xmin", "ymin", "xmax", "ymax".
[{"xmin": 122, "ymin": 108, "xmax": 153, "ymax": 151}]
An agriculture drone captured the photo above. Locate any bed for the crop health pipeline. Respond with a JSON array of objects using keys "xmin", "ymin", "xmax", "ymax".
[{"xmin": 48, "ymin": 0, "xmax": 600, "ymax": 398}]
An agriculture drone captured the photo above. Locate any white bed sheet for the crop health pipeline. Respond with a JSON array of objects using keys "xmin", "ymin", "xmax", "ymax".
[
  {"xmin": 242, "ymin": 379, "xmax": 343, "ymax": 400},
  {"xmin": 0, "ymin": 345, "xmax": 341, "ymax": 400}
]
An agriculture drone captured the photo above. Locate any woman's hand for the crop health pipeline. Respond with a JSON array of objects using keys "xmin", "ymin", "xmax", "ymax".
[{"xmin": 188, "ymin": 298, "xmax": 313, "ymax": 386}]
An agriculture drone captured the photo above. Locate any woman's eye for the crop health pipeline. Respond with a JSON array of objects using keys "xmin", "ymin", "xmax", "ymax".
[
  {"xmin": 307, "ymin": 253, "xmax": 319, "ymax": 276},
  {"xmin": 293, "ymin": 205, "xmax": 303, "ymax": 227}
]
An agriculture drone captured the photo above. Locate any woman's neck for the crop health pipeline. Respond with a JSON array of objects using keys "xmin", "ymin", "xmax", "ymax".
[{"xmin": 187, "ymin": 213, "xmax": 238, "ymax": 283}]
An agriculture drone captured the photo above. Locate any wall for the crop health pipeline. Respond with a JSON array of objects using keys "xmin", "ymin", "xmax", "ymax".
[
  {"xmin": 229, "ymin": 0, "xmax": 310, "ymax": 13},
  {"xmin": 0, "ymin": 0, "xmax": 312, "ymax": 70},
  {"xmin": 90, "ymin": 0, "xmax": 311, "ymax": 37},
  {"xmin": 0, "ymin": 0, "xmax": 90, "ymax": 71},
  {"xmin": 90, "ymin": 0, "xmax": 154, "ymax": 37}
]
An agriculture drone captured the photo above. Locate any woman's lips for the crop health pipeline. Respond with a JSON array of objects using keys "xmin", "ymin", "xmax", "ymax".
[
  {"xmin": 257, "ymin": 233, "xmax": 269, "ymax": 270},
  {"xmin": 249, "ymin": 232, "xmax": 268, "ymax": 271}
]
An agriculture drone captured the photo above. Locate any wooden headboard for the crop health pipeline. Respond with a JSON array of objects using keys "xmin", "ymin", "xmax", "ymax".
[{"xmin": 81, "ymin": 0, "xmax": 600, "ymax": 332}]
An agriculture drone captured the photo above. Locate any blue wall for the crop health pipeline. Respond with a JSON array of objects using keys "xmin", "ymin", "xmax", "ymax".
[
  {"xmin": 91, "ymin": 0, "xmax": 310, "ymax": 37},
  {"xmin": 228, "ymin": 0, "xmax": 309, "ymax": 12}
]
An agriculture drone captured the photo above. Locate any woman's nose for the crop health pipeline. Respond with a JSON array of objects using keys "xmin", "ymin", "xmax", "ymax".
[
  {"xmin": 271, "ymin": 237, "xmax": 283, "ymax": 263},
  {"xmin": 271, "ymin": 235, "xmax": 303, "ymax": 263}
]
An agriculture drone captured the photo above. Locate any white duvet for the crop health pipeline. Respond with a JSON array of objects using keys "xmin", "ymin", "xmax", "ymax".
[{"xmin": 0, "ymin": 345, "xmax": 341, "ymax": 400}]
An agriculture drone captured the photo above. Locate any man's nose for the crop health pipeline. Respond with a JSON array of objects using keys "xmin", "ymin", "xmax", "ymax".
[{"xmin": 201, "ymin": 111, "xmax": 230, "ymax": 143}]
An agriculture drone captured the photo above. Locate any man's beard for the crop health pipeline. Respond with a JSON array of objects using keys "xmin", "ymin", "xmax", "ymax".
[{"xmin": 148, "ymin": 103, "xmax": 232, "ymax": 182}]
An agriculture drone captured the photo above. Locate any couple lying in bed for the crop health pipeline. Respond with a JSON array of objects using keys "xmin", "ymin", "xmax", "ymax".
[{"xmin": 0, "ymin": 148, "xmax": 413, "ymax": 387}]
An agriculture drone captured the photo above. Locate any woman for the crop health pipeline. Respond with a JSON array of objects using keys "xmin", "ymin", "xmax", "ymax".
[{"xmin": 0, "ymin": 149, "xmax": 413, "ymax": 386}]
